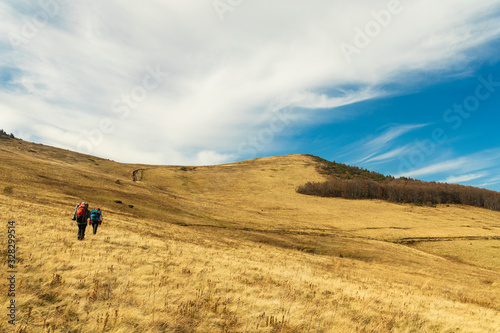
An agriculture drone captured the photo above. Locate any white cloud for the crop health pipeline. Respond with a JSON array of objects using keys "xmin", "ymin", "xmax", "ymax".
[
  {"xmin": 440, "ymin": 172, "xmax": 488, "ymax": 184},
  {"xmin": 397, "ymin": 158, "xmax": 467, "ymax": 178},
  {"xmin": 1, "ymin": 1, "xmax": 500, "ymax": 164},
  {"xmin": 345, "ymin": 124, "xmax": 429, "ymax": 164},
  {"xmin": 395, "ymin": 149, "xmax": 500, "ymax": 179},
  {"xmin": 363, "ymin": 125, "xmax": 429, "ymax": 152},
  {"xmin": 195, "ymin": 150, "xmax": 237, "ymax": 166},
  {"xmin": 479, "ymin": 175, "xmax": 500, "ymax": 188},
  {"xmin": 365, "ymin": 145, "xmax": 413, "ymax": 163},
  {"xmin": 290, "ymin": 88, "xmax": 383, "ymax": 110}
]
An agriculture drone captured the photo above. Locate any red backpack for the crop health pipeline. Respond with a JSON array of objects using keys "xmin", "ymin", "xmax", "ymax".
[{"xmin": 76, "ymin": 203, "xmax": 88, "ymax": 216}]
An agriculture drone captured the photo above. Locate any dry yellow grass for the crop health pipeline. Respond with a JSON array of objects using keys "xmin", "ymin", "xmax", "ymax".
[
  {"xmin": 0, "ymin": 138, "xmax": 499, "ymax": 332},
  {"xmin": 412, "ymin": 240, "xmax": 500, "ymax": 270}
]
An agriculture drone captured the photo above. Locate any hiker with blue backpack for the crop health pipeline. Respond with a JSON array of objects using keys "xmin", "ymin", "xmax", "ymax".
[{"xmin": 89, "ymin": 208, "xmax": 103, "ymax": 235}]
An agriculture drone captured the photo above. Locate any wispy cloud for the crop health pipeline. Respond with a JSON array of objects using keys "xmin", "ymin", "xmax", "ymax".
[
  {"xmin": 1, "ymin": 1, "xmax": 500, "ymax": 165},
  {"xmin": 363, "ymin": 125, "xmax": 428, "ymax": 151},
  {"xmin": 346, "ymin": 124, "xmax": 429, "ymax": 164},
  {"xmin": 396, "ymin": 158, "xmax": 468, "ymax": 178},
  {"xmin": 396, "ymin": 149, "xmax": 500, "ymax": 179},
  {"xmin": 291, "ymin": 88, "xmax": 383, "ymax": 110},
  {"xmin": 479, "ymin": 175, "xmax": 500, "ymax": 188},
  {"xmin": 365, "ymin": 145, "xmax": 414, "ymax": 163},
  {"xmin": 440, "ymin": 172, "xmax": 488, "ymax": 184}
]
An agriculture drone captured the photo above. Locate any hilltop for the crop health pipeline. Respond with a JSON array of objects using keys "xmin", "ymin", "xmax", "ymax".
[
  {"xmin": 1, "ymin": 137, "xmax": 499, "ymax": 332},
  {"xmin": 300, "ymin": 156, "xmax": 500, "ymax": 211}
]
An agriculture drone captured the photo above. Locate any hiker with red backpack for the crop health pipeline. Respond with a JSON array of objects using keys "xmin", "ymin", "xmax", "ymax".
[
  {"xmin": 72, "ymin": 202, "xmax": 90, "ymax": 240},
  {"xmin": 89, "ymin": 208, "xmax": 103, "ymax": 235}
]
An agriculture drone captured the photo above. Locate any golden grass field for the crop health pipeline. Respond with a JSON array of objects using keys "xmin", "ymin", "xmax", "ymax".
[{"xmin": 0, "ymin": 138, "xmax": 499, "ymax": 332}]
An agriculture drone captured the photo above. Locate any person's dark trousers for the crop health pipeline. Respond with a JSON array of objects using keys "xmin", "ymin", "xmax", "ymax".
[
  {"xmin": 77, "ymin": 223, "xmax": 87, "ymax": 240},
  {"xmin": 92, "ymin": 222, "xmax": 99, "ymax": 235}
]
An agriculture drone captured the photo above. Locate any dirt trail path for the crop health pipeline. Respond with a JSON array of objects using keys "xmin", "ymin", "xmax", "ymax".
[
  {"xmin": 392, "ymin": 235, "xmax": 500, "ymax": 244},
  {"xmin": 132, "ymin": 169, "xmax": 146, "ymax": 181}
]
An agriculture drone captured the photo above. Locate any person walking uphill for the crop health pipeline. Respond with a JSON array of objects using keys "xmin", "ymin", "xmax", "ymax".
[
  {"xmin": 72, "ymin": 202, "xmax": 90, "ymax": 240},
  {"xmin": 89, "ymin": 208, "xmax": 103, "ymax": 235}
]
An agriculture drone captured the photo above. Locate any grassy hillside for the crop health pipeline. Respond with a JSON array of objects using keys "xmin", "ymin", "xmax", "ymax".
[{"xmin": 1, "ymin": 137, "xmax": 499, "ymax": 332}]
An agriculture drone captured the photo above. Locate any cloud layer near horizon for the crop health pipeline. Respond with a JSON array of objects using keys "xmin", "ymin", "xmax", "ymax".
[{"xmin": 1, "ymin": 0, "xmax": 500, "ymax": 167}]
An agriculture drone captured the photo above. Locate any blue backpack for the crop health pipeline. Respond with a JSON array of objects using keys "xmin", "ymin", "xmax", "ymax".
[{"xmin": 90, "ymin": 209, "xmax": 101, "ymax": 222}]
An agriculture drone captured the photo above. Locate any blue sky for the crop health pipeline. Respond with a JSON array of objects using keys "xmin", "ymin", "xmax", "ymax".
[{"xmin": 1, "ymin": 0, "xmax": 500, "ymax": 191}]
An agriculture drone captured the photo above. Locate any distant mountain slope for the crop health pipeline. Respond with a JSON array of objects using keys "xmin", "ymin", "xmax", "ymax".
[
  {"xmin": 1, "ymin": 136, "xmax": 499, "ymax": 240},
  {"xmin": 301, "ymin": 155, "xmax": 500, "ymax": 211}
]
